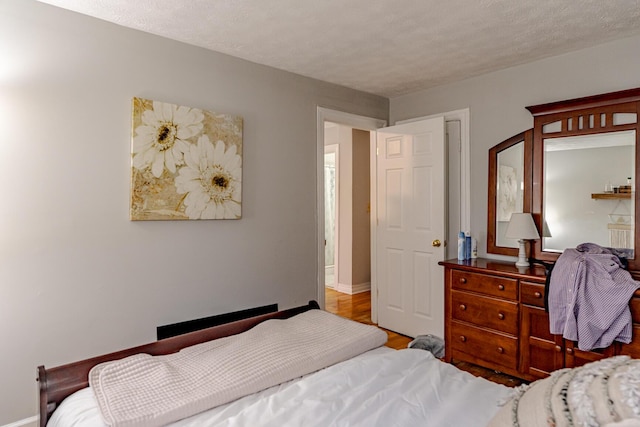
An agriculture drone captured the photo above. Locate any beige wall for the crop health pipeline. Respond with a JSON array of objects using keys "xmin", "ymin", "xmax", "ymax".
[
  {"xmin": 0, "ymin": 1, "xmax": 387, "ymax": 424},
  {"xmin": 336, "ymin": 125, "xmax": 354, "ymax": 287},
  {"xmin": 390, "ymin": 35, "xmax": 640, "ymax": 259},
  {"xmin": 351, "ymin": 129, "xmax": 371, "ymax": 286}
]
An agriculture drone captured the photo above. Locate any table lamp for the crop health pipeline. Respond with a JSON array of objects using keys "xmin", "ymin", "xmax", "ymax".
[{"xmin": 505, "ymin": 213, "xmax": 540, "ymax": 267}]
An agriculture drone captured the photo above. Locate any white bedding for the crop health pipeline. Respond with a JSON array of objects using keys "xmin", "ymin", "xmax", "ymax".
[{"xmin": 49, "ymin": 347, "xmax": 512, "ymax": 427}]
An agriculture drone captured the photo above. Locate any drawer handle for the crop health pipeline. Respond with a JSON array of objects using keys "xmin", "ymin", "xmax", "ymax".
[
  {"xmin": 567, "ymin": 348, "xmax": 574, "ymax": 355},
  {"xmin": 459, "ymin": 277, "xmax": 467, "ymax": 284},
  {"xmin": 459, "ymin": 304, "xmax": 467, "ymax": 311},
  {"xmin": 555, "ymin": 345, "xmax": 562, "ymax": 353},
  {"xmin": 497, "ymin": 347, "xmax": 504, "ymax": 354},
  {"xmin": 534, "ymin": 291, "xmax": 542, "ymax": 298},
  {"xmin": 497, "ymin": 312, "xmax": 505, "ymax": 320},
  {"xmin": 498, "ymin": 284, "xmax": 505, "ymax": 291},
  {"xmin": 459, "ymin": 335, "xmax": 467, "ymax": 342}
]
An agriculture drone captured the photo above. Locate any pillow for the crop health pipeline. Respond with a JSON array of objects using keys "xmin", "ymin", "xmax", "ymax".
[{"xmin": 487, "ymin": 356, "xmax": 640, "ymax": 427}]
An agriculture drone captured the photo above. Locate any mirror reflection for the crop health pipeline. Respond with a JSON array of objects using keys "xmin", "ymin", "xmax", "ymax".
[
  {"xmin": 496, "ymin": 141, "xmax": 525, "ymax": 248},
  {"xmin": 543, "ymin": 130, "xmax": 635, "ymax": 254}
]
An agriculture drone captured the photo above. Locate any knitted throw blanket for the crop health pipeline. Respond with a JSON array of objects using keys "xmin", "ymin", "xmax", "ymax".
[
  {"xmin": 89, "ymin": 310, "xmax": 387, "ymax": 427},
  {"xmin": 487, "ymin": 356, "xmax": 640, "ymax": 427}
]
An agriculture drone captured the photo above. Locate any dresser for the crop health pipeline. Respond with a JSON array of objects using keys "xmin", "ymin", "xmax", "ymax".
[{"xmin": 440, "ymin": 258, "xmax": 640, "ymax": 381}]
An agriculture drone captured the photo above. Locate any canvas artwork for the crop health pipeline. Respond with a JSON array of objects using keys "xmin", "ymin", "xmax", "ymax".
[
  {"xmin": 498, "ymin": 164, "xmax": 518, "ymax": 221},
  {"xmin": 130, "ymin": 98, "xmax": 243, "ymax": 220}
]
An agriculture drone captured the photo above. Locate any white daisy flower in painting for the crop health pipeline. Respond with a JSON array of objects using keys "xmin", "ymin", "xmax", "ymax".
[
  {"xmin": 132, "ymin": 100, "xmax": 204, "ymax": 178},
  {"xmin": 175, "ymin": 135, "xmax": 242, "ymax": 219}
]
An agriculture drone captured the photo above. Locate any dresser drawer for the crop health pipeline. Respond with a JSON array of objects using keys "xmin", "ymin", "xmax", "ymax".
[
  {"xmin": 521, "ymin": 281, "xmax": 546, "ymax": 308},
  {"xmin": 451, "ymin": 290, "xmax": 518, "ymax": 335},
  {"xmin": 450, "ymin": 321, "xmax": 518, "ymax": 370},
  {"xmin": 451, "ymin": 270, "xmax": 517, "ymax": 300}
]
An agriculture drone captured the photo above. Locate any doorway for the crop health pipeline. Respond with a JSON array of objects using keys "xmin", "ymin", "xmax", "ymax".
[
  {"xmin": 316, "ymin": 107, "xmax": 470, "ymax": 326},
  {"xmin": 316, "ymin": 108, "xmax": 385, "ymax": 313},
  {"xmin": 322, "ymin": 123, "xmax": 371, "ymax": 296}
]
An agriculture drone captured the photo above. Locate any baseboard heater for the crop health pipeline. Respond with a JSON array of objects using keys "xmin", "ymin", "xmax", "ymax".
[{"xmin": 157, "ymin": 303, "xmax": 278, "ymax": 340}]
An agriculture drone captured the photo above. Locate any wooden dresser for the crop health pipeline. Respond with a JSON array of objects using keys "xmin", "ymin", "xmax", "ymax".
[{"xmin": 440, "ymin": 258, "xmax": 640, "ymax": 381}]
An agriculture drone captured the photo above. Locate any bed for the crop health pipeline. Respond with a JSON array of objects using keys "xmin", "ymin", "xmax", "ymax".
[{"xmin": 38, "ymin": 301, "xmax": 514, "ymax": 427}]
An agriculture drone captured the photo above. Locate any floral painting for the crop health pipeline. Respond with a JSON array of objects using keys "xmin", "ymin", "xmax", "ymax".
[
  {"xmin": 497, "ymin": 165, "xmax": 517, "ymax": 221},
  {"xmin": 130, "ymin": 98, "xmax": 243, "ymax": 220}
]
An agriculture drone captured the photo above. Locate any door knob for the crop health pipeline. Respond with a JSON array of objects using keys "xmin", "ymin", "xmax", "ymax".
[{"xmin": 432, "ymin": 239, "xmax": 441, "ymax": 247}]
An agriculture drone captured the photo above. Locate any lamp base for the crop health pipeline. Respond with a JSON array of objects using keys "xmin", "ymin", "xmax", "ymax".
[{"xmin": 515, "ymin": 239, "xmax": 530, "ymax": 267}]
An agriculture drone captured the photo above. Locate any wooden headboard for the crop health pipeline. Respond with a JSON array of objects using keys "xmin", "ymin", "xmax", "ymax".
[{"xmin": 36, "ymin": 300, "xmax": 320, "ymax": 427}]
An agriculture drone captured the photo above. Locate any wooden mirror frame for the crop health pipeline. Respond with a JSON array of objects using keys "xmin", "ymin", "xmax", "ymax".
[
  {"xmin": 527, "ymin": 87, "xmax": 640, "ymax": 275},
  {"xmin": 487, "ymin": 130, "xmax": 533, "ymax": 256}
]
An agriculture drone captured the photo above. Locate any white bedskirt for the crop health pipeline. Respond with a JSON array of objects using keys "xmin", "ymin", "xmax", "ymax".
[{"xmin": 49, "ymin": 347, "xmax": 511, "ymax": 427}]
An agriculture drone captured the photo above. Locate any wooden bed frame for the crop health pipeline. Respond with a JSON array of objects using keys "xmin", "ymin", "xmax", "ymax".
[{"xmin": 36, "ymin": 300, "xmax": 320, "ymax": 427}]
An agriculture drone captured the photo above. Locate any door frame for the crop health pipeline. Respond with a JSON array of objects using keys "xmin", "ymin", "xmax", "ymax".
[{"xmin": 316, "ymin": 107, "xmax": 470, "ymax": 324}]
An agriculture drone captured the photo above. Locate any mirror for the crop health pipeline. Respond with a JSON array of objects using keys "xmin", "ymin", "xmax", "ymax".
[
  {"xmin": 543, "ymin": 130, "xmax": 635, "ymax": 254},
  {"xmin": 528, "ymin": 87, "xmax": 640, "ymax": 272},
  {"xmin": 487, "ymin": 130, "xmax": 532, "ymax": 256}
]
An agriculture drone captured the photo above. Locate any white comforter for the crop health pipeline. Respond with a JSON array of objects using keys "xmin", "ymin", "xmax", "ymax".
[{"xmin": 49, "ymin": 347, "xmax": 512, "ymax": 427}]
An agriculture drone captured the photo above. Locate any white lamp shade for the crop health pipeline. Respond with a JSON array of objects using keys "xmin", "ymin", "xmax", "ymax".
[{"xmin": 505, "ymin": 213, "xmax": 540, "ymax": 240}]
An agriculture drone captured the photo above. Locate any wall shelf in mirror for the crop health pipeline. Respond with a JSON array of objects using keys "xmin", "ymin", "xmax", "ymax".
[{"xmin": 591, "ymin": 192, "xmax": 632, "ymax": 199}]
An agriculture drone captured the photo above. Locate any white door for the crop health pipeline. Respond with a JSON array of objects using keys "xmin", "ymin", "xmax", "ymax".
[{"xmin": 376, "ymin": 117, "xmax": 446, "ymax": 338}]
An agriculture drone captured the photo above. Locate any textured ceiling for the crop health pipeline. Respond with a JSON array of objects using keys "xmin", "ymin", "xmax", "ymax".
[{"xmin": 36, "ymin": 0, "xmax": 640, "ymax": 97}]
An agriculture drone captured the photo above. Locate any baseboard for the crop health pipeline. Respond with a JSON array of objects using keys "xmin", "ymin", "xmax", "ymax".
[
  {"xmin": 335, "ymin": 281, "xmax": 371, "ymax": 295},
  {"xmin": 352, "ymin": 281, "xmax": 371, "ymax": 294},
  {"xmin": 1, "ymin": 416, "xmax": 38, "ymax": 427}
]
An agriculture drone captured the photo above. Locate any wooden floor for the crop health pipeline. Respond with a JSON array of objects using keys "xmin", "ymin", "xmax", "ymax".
[
  {"xmin": 325, "ymin": 288, "xmax": 524, "ymax": 387},
  {"xmin": 325, "ymin": 288, "xmax": 412, "ymax": 349}
]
